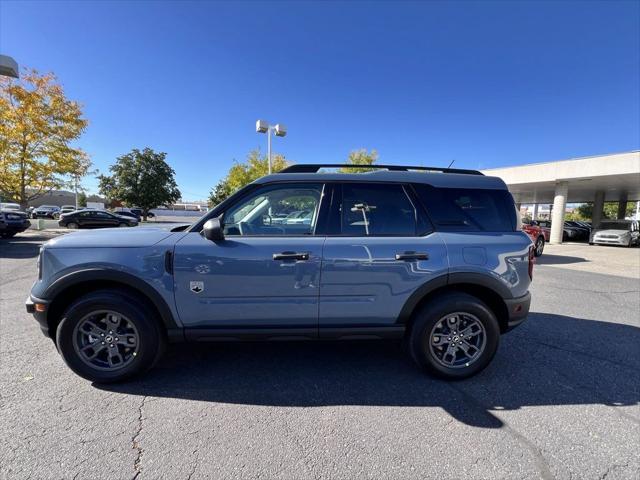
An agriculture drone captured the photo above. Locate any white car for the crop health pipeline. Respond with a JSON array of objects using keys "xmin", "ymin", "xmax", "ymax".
[{"xmin": 590, "ymin": 220, "xmax": 639, "ymax": 247}]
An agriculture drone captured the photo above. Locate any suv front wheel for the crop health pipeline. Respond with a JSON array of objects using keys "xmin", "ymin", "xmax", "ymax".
[
  {"xmin": 56, "ymin": 290, "xmax": 165, "ymax": 383},
  {"xmin": 408, "ymin": 292, "xmax": 500, "ymax": 379}
]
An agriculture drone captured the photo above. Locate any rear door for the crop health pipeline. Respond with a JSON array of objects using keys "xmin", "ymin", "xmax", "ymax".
[
  {"xmin": 93, "ymin": 210, "xmax": 118, "ymax": 227},
  {"xmin": 319, "ymin": 182, "xmax": 448, "ymax": 335}
]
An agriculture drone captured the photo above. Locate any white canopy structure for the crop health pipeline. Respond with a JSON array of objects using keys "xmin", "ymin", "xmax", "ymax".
[{"xmin": 483, "ymin": 151, "xmax": 640, "ymax": 243}]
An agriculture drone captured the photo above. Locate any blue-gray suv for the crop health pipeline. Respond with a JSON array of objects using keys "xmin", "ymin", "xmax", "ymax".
[{"xmin": 26, "ymin": 164, "xmax": 533, "ymax": 383}]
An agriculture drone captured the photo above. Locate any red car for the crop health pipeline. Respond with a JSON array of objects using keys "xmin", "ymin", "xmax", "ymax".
[{"xmin": 522, "ymin": 220, "xmax": 549, "ymax": 257}]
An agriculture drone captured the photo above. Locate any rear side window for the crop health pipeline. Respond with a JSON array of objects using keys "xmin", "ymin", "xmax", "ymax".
[
  {"xmin": 339, "ymin": 183, "xmax": 418, "ymax": 236},
  {"xmin": 413, "ymin": 184, "xmax": 516, "ymax": 232}
]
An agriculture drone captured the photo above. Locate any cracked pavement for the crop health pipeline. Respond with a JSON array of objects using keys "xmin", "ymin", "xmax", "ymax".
[{"xmin": 1, "ymin": 235, "xmax": 639, "ymax": 479}]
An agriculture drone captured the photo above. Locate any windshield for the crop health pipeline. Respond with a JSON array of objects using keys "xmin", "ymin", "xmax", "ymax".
[{"xmin": 597, "ymin": 221, "xmax": 631, "ymax": 231}]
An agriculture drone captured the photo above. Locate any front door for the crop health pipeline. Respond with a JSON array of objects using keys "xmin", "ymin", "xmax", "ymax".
[
  {"xmin": 319, "ymin": 183, "xmax": 448, "ymax": 332},
  {"xmin": 173, "ymin": 182, "xmax": 327, "ymax": 331}
]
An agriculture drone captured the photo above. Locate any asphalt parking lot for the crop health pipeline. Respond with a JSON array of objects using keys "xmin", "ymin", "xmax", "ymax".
[{"xmin": 1, "ymin": 233, "xmax": 639, "ymax": 479}]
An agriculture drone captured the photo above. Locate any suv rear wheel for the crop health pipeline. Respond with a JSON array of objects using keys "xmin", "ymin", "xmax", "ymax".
[
  {"xmin": 408, "ymin": 292, "xmax": 500, "ymax": 379},
  {"xmin": 56, "ymin": 290, "xmax": 165, "ymax": 383}
]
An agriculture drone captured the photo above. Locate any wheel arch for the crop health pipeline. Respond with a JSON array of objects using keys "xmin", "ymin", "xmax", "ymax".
[
  {"xmin": 398, "ymin": 274, "xmax": 511, "ymax": 333},
  {"xmin": 44, "ymin": 270, "xmax": 182, "ymax": 341}
]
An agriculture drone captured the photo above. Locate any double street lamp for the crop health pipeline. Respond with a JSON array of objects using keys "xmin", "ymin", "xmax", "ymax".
[{"xmin": 256, "ymin": 120, "xmax": 287, "ymax": 174}]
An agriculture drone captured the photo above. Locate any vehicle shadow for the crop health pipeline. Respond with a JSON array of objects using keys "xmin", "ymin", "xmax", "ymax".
[
  {"xmin": 536, "ymin": 254, "xmax": 588, "ymax": 265},
  {"xmin": 97, "ymin": 313, "xmax": 640, "ymax": 428}
]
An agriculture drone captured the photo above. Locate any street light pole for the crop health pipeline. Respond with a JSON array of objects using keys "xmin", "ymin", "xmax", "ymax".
[
  {"xmin": 256, "ymin": 120, "xmax": 287, "ymax": 174},
  {"xmin": 267, "ymin": 126, "xmax": 272, "ymax": 175}
]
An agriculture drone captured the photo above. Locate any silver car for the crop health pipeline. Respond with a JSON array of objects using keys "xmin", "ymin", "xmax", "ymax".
[{"xmin": 590, "ymin": 220, "xmax": 639, "ymax": 247}]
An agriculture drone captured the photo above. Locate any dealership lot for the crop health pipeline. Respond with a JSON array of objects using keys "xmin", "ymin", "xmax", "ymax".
[{"xmin": 1, "ymin": 233, "xmax": 639, "ymax": 479}]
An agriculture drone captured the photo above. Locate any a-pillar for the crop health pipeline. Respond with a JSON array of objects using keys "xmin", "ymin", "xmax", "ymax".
[
  {"xmin": 550, "ymin": 182, "xmax": 568, "ymax": 244},
  {"xmin": 617, "ymin": 192, "xmax": 628, "ymax": 219},
  {"xmin": 592, "ymin": 190, "xmax": 605, "ymax": 227},
  {"xmin": 532, "ymin": 204, "xmax": 539, "ymax": 220}
]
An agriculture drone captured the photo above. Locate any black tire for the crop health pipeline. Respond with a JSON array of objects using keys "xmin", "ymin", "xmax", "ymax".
[
  {"xmin": 118, "ymin": 222, "xmax": 128, "ymax": 228},
  {"xmin": 408, "ymin": 292, "xmax": 500, "ymax": 379},
  {"xmin": 66, "ymin": 222, "xmax": 79, "ymax": 229},
  {"xmin": 56, "ymin": 290, "xmax": 166, "ymax": 383},
  {"xmin": 533, "ymin": 236, "xmax": 545, "ymax": 257}
]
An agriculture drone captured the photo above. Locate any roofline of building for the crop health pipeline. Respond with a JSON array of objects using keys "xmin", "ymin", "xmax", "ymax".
[{"xmin": 482, "ymin": 150, "xmax": 639, "ymax": 172}]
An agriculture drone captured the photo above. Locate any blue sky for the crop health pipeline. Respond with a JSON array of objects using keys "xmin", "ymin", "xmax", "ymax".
[{"xmin": 1, "ymin": 0, "xmax": 639, "ymax": 200}]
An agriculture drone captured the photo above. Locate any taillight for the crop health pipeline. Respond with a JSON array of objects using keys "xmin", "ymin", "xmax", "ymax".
[{"xmin": 528, "ymin": 245, "xmax": 535, "ymax": 280}]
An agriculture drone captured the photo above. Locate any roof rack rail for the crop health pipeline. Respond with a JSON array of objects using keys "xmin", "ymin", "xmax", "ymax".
[{"xmin": 279, "ymin": 164, "xmax": 483, "ymax": 175}]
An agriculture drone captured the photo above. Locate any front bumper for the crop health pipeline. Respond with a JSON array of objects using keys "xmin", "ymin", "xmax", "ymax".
[
  {"xmin": 504, "ymin": 291, "xmax": 531, "ymax": 332},
  {"xmin": 25, "ymin": 295, "xmax": 51, "ymax": 337},
  {"xmin": 592, "ymin": 236, "xmax": 628, "ymax": 246},
  {"xmin": 2, "ymin": 220, "xmax": 30, "ymax": 233}
]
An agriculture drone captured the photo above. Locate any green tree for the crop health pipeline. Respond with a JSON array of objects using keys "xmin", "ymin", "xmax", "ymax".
[
  {"xmin": 208, "ymin": 179, "xmax": 232, "ymax": 208},
  {"xmin": 0, "ymin": 70, "xmax": 91, "ymax": 208},
  {"xmin": 575, "ymin": 201, "xmax": 635, "ymax": 221},
  {"xmin": 77, "ymin": 191, "xmax": 87, "ymax": 208},
  {"xmin": 98, "ymin": 148, "xmax": 181, "ymax": 220},
  {"xmin": 208, "ymin": 150, "xmax": 290, "ymax": 206},
  {"xmin": 338, "ymin": 148, "xmax": 378, "ymax": 173}
]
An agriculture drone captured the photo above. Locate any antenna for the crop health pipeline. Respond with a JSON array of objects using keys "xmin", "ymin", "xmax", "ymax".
[{"xmin": 447, "ymin": 159, "xmax": 455, "ymax": 169}]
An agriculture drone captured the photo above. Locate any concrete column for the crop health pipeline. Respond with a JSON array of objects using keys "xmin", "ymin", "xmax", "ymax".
[
  {"xmin": 592, "ymin": 190, "xmax": 605, "ymax": 227},
  {"xmin": 532, "ymin": 204, "xmax": 539, "ymax": 220},
  {"xmin": 550, "ymin": 182, "xmax": 568, "ymax": 244},
  {"xmin": 617, "ymin": 192, "xmax": 628, "ymax": 219}
]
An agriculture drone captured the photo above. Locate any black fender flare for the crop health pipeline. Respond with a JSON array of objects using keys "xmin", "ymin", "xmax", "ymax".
[
  {"xmin": 44, "ymin": 268, "xmax": 180, "ymax": 331},
  {"xmin": 396, "ymin": 272, "xmax": 512, "ymax": 324}
]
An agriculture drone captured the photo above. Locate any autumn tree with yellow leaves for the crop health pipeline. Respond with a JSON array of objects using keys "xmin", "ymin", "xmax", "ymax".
[{"xmin": 0, "ymin": 70, "xmax": 91, "ymax": 207}]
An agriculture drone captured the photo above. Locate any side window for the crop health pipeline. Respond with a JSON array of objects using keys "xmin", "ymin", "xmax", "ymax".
[
  {"xmin": 414, "ymin": 185, "xmax": 516, "ymax": 232},
  {"xmin": 95, "ymin": 211, "xmax": 111, "ymax": 218},
  {"xmin": 79, "ymin": 211, "xmax": 92, "ymax": 217},
  {"xmin": 222, "ymin": 183, "xmax": 323, "ymax": 236},
  {"xmin": 339, "ymin": 183, "xmax": 417, "ymax": 236}
]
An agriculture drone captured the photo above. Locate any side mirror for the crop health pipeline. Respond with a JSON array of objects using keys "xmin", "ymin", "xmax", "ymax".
[{"xmin": 203, "ymin": 217, "xmax": 224, "ymax": 242}]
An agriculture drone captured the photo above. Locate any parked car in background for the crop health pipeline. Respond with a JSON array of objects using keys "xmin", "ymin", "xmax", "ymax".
[
  {"xmin": 0, "ymin": 208, "xmax": 31, "ymax": 238},
  {"xmin": 130, "ymin": 207, "xmax": 155, "ymax": 219},
  {"xmin": 521, "ymin": 220, "xmax": 547, "ymax": 256},
  {"xmin": 112, "ymin": 210, "xmax": 141, "ymax": 221},
  {"xmin": 58, "ymin": 209, "xmax": 138, "ymax": 229},
  {"xmin": 0, "ymin": 202, "xmax": 22, "ymax": 211},
  {"xmin": 59, "ymin": 205, "xmax": 76, "ymax": 215},
  {"xmin": 565, "ymin": 220, "xmax": 591, "ymax": 240},
  {"xmin": 27, "ymin": 163, "xmax": 533, "ymax": 383},
  {"xmin": 32, "ymin": 205, "xmax": 61, "ymax": 219},
  {"xmin": 590, "ymin": 220, "xmax": 639, "ymax": 247},
  {"xmin": 536, "ymin": 220, "xmax": 582, "ymax": 241}
]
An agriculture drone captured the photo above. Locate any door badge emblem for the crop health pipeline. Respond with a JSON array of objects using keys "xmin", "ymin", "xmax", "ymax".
[{"xmin": 190, "ymin": 281, "xmax": 204, "ymax": 294}]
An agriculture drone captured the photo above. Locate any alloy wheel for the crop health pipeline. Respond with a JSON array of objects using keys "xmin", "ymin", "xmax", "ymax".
[
  {"xmin": 428, "ymin": 312, "xmax": 487, "ymax": 369},
  {"xmin": 72, "ymin": 310, "xmax": 140, "ymax": 371}
]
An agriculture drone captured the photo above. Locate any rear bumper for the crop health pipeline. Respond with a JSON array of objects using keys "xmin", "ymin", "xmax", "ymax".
[
  {"xmin": 25, "ymin": 295, "xmax": 51, "ymax": 337},
  {"xmin": 504, "ymin": 291, "xmax": 531, "ymax": 332}
]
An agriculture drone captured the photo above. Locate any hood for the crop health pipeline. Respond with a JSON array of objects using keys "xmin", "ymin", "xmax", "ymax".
[
  {"xmin": 45, "ymin": 226, "xmax": 178, "ymax": 248},
  {"xmin": 593, "ymin": 229, "xmax": 630, "ymax": 236}
]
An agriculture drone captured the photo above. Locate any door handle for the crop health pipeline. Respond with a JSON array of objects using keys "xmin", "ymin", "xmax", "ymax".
[
  {"xmin": 395, "ymin": 251, "xmax": 429, "ymax": 261},
  {"xmin": 273, "ymin": 252, "xmax": 310, "ymax": 261}
]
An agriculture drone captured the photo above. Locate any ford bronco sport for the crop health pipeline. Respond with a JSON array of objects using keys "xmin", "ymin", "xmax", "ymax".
[{"xmin": 26, "ymin": 164, "xmax": 533, "ymax": 383}]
